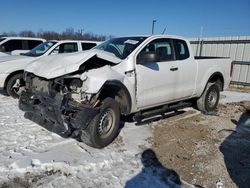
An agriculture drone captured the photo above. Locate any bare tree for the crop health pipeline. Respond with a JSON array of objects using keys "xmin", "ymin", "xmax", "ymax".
[
  {"xmin": 39, "ymin": 31, "xmax": 60, "ymax": 40},
  {"xmin": 0, "ymin": 28, "xmax": 108, "ymax": 41},
  {"xmin": 19, "ymin": 30, "xmax": 36, "ymax": 37},
  {"xmin": 1, "ymin": 31, "xmax": 18, "ymax": 37}
]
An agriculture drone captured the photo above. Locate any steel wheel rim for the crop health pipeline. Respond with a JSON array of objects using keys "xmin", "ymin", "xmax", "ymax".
[
  {"xmin": 207, "ymin": 90, "xmax": 218, "ymax": 108},
  {"xmin": 97, "ymin": 109, "xmax": 115, "ymax": 137}
]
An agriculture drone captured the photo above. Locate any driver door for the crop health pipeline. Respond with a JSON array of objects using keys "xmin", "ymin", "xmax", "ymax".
[{"xmin": 135, "ymin": 38, "xmax": 178, "ymax": 109}]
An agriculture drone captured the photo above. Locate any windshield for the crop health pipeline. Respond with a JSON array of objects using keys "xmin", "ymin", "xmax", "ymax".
[
  {"xmin": 94, "ymin": 36, "xmax": 147, "ymax": 59},
  {"xmin": 24, "ymin": 41, "xmax": 57, "ymax": 57}
]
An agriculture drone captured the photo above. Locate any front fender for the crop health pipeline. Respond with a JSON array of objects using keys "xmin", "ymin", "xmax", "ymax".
[{"xmin": 81, "ymin": 65, "xmax": 125, "ymax": 94}]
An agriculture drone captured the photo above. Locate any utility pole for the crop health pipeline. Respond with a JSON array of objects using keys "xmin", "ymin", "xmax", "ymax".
[
  {"xmin": 152, "ymin": 19, "xmax": 157, "ymax": 34},
  {"xmin": 162, "ymin": 27, "xmax": 167, "ymax": 34},
  {"xmin": 198, "ymin": 26, "xmax": 203, "ymax": 56}
]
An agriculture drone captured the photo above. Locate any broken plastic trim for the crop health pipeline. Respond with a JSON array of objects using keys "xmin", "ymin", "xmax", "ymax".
[{"xmin": 19, "ymin": 75, "xmax": 100, "ymax": 135}]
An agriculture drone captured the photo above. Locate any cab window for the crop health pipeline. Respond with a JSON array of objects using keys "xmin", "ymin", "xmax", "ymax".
[
  {"xmin": 51, "ymin": 43, "xmax": 78, "ymax": 54},
  {"xmin": 59, "ymin": 43, "xmax": 78, "ymax": 53},
  {"xmin": 81, "ymin": 43, "xmax": 97, "ymax": 50},
  {"xmin": 137, "ymin": 38, "xmax": 174, "ymax": 64},
  {"xmin": 173, "ymin": 39, "xmax": 190, "ymax": 60},
  {"xmin": 1, "ymin": 39, "xmax": 22, "ymax": 52}
]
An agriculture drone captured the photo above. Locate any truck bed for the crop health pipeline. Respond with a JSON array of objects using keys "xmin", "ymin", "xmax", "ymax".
[
  {"xmin": 194, "ymin": 56, "xmax": 230, "ymax": 59},
  {"xmin": 194, "ymin": 57, "xmax": 232, "ymax": 95}
]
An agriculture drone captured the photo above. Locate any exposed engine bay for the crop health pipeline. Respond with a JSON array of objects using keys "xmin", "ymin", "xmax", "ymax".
[{"xmin": 19, "ymin": 57, "xmax": 117, "ymax": 136}]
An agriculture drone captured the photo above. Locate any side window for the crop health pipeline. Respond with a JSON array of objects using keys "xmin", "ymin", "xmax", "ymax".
[
  {"xmin": 28, "ymin": 40, "xmax": 43, "ymax": 50},
  {"xmin": 58, "ymin": 43, "xmax": 78, "ymax": 53},
  {"xmin": 174, "ymin": 39, "xmax": 190, "ymax": 60},
  {"xmin": 137, "ymin": 38, "xmax": 174, "ymax": 64},
  {"xmin": 1, "ymin": 40, "xmax": 23, "ymax": 52},
  {"xmin": 22, "ymin": 40, "xmax": 29, "ymax": 50},
  {"xmin": 81, "ymin": 43, "xmax": 97, "ymax": 50}
]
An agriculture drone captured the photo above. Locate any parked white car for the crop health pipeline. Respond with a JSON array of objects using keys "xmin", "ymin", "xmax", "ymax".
[
  {"xmin": 0, "ymin": 37, "xmax": 45, "ymax": 56},
  {"xmin": 0, "ymin": 40, "xmax": 101, "ymax": 98},
  {"xmin": 20, "ymin": 35, "xmax": 232, "ymax": 148}
]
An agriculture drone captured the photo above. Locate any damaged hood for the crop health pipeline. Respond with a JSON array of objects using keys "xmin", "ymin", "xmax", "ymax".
[
  {"xmin": 0, "ymin": 55, "xmax": 31, "ymax": 63},
  {"xmin": 25, "ymin": 49, "xmax": 122, "ymax": 79}
]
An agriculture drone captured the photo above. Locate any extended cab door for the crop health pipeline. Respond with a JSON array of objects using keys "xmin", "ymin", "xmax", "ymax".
[
  {"xmin": 135, "ymin": 38, "xmax": 178, "ymax": 108},
  {"xmin": 172, "ymin": 39, "xmax": 196, "ymax": 99},
  {"xmin": 135, "ymin": 38, "xmax": 196, "ymax": 109}
]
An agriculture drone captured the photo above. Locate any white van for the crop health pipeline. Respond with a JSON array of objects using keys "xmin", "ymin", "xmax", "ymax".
[{"xmin": 0, "ymin": 37, "xmax": 46, "ymax": 56}]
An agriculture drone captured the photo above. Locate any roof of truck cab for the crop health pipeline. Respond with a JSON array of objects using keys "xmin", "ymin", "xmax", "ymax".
[
  {"xmin": 150, "ymin": 34, "xmax": 187, "ymax": 39},
  {"xmin": 55, "ymin": 40, "xmax": 101, "ymax": 44},
  {"xmin": 1, "ymin": 37, "xmax": 45, "ymax": 41},
  {"xmin": 111, "ymin": 35, "xmax": 188, "ymax": 40}
]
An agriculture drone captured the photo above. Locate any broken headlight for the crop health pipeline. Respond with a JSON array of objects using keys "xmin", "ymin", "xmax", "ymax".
[
  {"xmin": 68, "ymin": 78, "xmax": 83, "ymax": 92},
  {"xmin": 81, "ymin": 75, "xmax": 89, "ymax": 92}
]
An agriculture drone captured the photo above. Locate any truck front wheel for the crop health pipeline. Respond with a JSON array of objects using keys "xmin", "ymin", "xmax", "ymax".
[
  {"xmin": 196, "ymin": 83, "xmax": 220, "ymax": 114},
  {"xmin": 79, "ymin": 97, "xmax": 121, "ymax": 148}
]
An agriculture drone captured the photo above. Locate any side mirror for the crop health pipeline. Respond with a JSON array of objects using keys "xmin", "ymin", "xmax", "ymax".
[{"xmin": 137, "ymin": 51, "xmax": 158, "ymax": 65}]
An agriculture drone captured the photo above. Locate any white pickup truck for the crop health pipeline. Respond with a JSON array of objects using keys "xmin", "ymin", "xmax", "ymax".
[
  {"xmin": 0, "ymin": 40, "xmax": 100, "ymax": 98},
  {"xmin": 19, "ymin": 35, "xmax": 232, "ymax": 148}
]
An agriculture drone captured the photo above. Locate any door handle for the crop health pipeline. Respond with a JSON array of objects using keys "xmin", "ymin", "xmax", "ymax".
[
  {"xmin": 170, "ymin": 67, "xmax": 178, "ymax": 71},
  {"xmin": 125, "ymin": 70, "xmax": 135, "ymax": 77}
]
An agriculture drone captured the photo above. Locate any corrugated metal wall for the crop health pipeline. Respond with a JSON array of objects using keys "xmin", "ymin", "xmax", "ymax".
[
  {"xmin": 190, "ymin": 36, "xmax": 250, "ymax": 85},
  {"xmin": 231, "ymin": 61, "xmax": 250, "ymax": 85}
]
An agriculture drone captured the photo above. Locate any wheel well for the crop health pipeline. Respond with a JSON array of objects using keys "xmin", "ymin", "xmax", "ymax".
[
  {"xmin": 208, "ymin": 72, "xmax": 224, "ymax": 91},
  {"xmin": 97, "ymin": 81, "xmax": 132, "ymax": 115},
  {"xmin": 4, "ymin": 70, "xmax": 24, "ymax": 89}
]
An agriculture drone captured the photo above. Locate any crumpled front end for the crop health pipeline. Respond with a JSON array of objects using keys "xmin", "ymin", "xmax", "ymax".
[{"xmin": 19, "ymin": 72, "xmax": 100, "ymax": 135}]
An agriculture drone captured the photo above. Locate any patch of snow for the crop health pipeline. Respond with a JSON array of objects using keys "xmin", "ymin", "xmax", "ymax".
[
  {"xmin": 31, "ymin": 159, "xmax": 41, "ymax": 167},
  {"xmin": 216, "ymin": 181, "xmax": 224, "ymax": 188},
  {"xmin": 220, "ymin": 91, "xmax": 250, "ymax": 104},
  {"xmin": 1, "ymin": 91, "xmax": 246, "ymax": 187},
  {"xmin": 0, "ymin": 93, "xmax": 179, "ymax": 187}
]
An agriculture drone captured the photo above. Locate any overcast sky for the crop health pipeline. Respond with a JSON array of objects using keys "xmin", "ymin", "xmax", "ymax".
[{"xmin": 0, "ymin": 0, "xmax": 250, "ymax": 37}]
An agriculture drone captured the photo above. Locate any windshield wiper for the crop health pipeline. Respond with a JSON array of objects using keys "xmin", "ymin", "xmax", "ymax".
[{"xmin": 22, "ymin": 53, "xmax": 36, "ymax": 57}]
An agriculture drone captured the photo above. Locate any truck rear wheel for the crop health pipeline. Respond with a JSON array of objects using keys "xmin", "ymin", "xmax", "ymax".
[
  {"xmin": 196, "ymin": 83, "xmax": 220, "ymax": 114},
  {"xmin": 6, "ymin": 73, "xmax": 25, "ymax": 99},
  {"xmin": 79, "ymin": 97, "xmax": 120, "ymax": 148}
]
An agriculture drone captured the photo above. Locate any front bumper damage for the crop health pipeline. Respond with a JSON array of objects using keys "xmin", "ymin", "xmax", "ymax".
[{"xmin": 19, "ymin": 74, "xmax": 99, "ymax": 135}]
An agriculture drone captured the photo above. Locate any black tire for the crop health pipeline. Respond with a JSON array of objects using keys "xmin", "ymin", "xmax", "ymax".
[
  {"xmin": 79, "ymin": 97, "xmax": 120, "ymax": 148},
  {"xmin": 197, "ymin": 83, "xmax": 220, "ymax": 114},
  {"xmin": 6, "ymin": 73, "xmax": 25, "ymax": 99},
  {"xmin": 215, "ymin": 79, "xmax": 223, "ymax": 91}
]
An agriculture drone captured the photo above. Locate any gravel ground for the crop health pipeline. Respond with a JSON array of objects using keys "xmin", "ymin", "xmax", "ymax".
[
  {"xmin": 0, "ymin": 90, "xmax": 249, "ymax": 188},
  {"xmin": 150, "ymin": 98, "xmax": 250, "ymax": 187}
]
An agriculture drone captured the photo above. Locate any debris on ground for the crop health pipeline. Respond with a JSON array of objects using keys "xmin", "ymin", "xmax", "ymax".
[{"xmin": 0, "ymin": 91, "xmax": 249, "ymax": 187}]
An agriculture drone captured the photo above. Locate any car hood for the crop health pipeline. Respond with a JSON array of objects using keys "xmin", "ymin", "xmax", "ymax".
[
  {"xmin": 0, "ymin": 55, "xmax": 32, "ymax": 63},
  {"xmin": 25, "ymin": 49, "xmax": 122, "ymax": 79}
]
